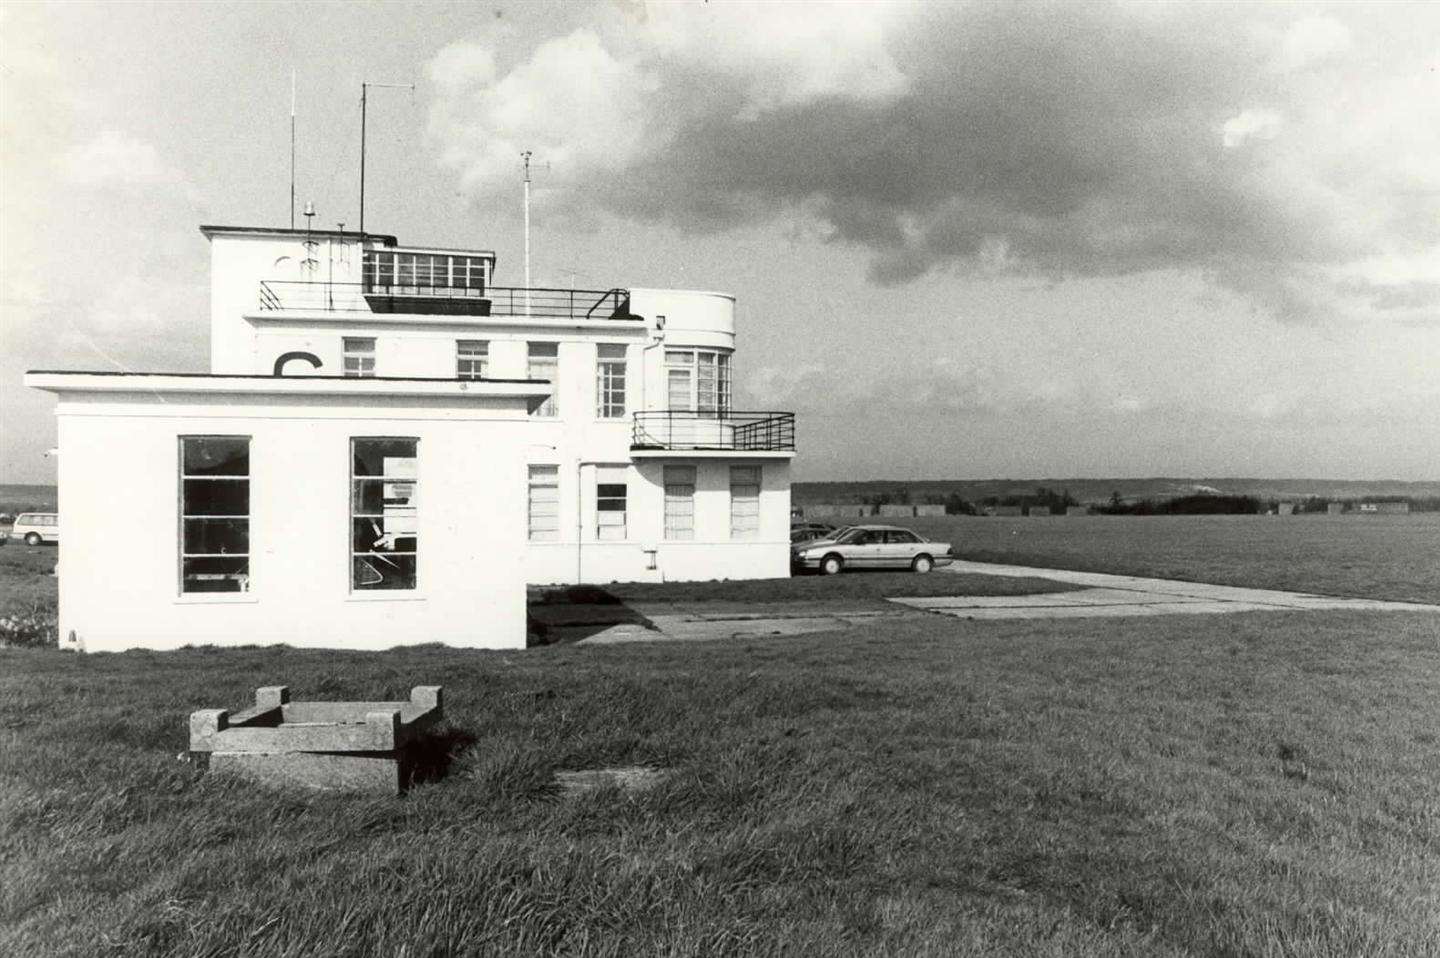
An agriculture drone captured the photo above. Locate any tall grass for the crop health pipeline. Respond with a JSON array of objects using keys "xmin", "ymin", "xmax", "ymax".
[{"xmin": 3, "ymin": 609, "xmax": 1438, "ymax": 955}]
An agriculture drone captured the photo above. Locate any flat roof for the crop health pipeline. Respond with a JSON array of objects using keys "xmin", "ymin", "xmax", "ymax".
[
  {"xmin": 198, "ymin": 226, "xmax": 498, "ymax": 260},
  {"xmin": 25, "ymin": 370, "xmax": 552, "ymax": 400},
  {"xmin": 200, "ymin": 225, "xmax": 400, "ymax": 245}
]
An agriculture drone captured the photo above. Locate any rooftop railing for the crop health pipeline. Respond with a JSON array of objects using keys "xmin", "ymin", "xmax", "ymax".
[
  {"xmin": 632, "ymin": 410, "xmax": 796, "ymax": 452},
  {"xmin": 256, "ymin": 281, "xmax": 634, "ymax": 321}
]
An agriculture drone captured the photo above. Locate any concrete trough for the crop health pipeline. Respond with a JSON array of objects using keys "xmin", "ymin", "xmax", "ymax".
[{"xmin": 190, "ymin": 685, "xmax": 443, "ymax": 795}]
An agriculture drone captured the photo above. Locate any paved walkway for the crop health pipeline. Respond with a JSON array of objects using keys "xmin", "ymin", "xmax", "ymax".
[
  {"xmin": 574, "ymin": 563, "xmax": 1438, "ymax": 644},
  {"xmin": 886, "ymin": 561, "xmax": 1440, "ymax": 620}
]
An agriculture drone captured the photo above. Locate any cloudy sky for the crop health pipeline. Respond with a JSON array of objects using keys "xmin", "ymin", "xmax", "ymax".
[{"xmin": 2, "ymin": 0, "xmax": 1437, "ymax": 483}]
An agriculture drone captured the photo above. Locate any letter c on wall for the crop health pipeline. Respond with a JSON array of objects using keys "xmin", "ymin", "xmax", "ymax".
[{"xmin": 273, "ymin": 351, "xmax": 322, "ymax": 376}]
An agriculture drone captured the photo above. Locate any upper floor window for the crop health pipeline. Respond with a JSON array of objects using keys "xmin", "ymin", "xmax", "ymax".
[
  {"xmin": 528, "ymin": 342, "xmax": 558, "ymax": 417},
  {"xmin": 180, "ymin": 436, "xmax": 250, "ymax": 593},
  {"xmin": 665, "ymin": 349, "xmax": 731, "ymax": 413},
  {"xmin": 363, "ymin": 250, "xmax": 489, "ymax": 295},
  {"xmin": 457, "ymin": 340, "xmax": 489, "ymax": 380},
  {"xmin": 351, "ymin": 438, "xmax": 418, "ymax": 591},
  {"xmin": 343, "ymin": 337, "xmax": 376, "ymax": 378},
  {"xmin": 596, "ymin": 344, "xmax": 627, "ymax": 419}
]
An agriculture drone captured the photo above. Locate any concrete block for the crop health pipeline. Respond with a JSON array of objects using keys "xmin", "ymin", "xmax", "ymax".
[
  {"xmin": 1278, "ymin": 502, "xmax": 1295, "ymax": 516},
  {"xmin": 878, "ymin": 504, "xmax": 916, "ymax": 518},
  {"xmin": 1066, "ymin": 506, "xmax": 1089, "ymax": 516},
  {"xmin": 1028, "ymin": 506, "xmax": 1053, "ymax": 517},
  {"xmin": 210, "ymin": 752, "xmax": 402, "ymax": 794},
  {"xmin": 914, "ymin": 504, "xmax": 946, "ymax": 517},
  {"xmin": 991, "ymin": 505, "xmax": 1022, "ymax": 517},
  {"xmin": 805, "ymin": 504, "xmax": 838, "ymax": 517},
  {"xmin": 189, "ymin": 685, "xmax": 444, "ymax": 795},
  {"xmin": 1327, "ymin": 503, "xmax": 1344, "ymax": 515}
]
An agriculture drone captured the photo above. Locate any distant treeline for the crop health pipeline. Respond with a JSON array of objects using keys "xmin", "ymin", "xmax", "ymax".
[{"xmin": 835, "ymin": 488, "xmax": 1439, "ymax": 516}]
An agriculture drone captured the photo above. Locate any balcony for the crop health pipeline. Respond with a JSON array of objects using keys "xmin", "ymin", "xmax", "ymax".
[
  {"xmin": 256, "ymin": 281, "xmax": 635, "ymax": 322},
  {"xmin": 632, "ymin": 410, "xmax": 796, "ymax": 453}
]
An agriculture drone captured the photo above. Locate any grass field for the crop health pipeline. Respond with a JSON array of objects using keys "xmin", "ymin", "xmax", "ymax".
[
  {"xmin": 3, "ymin": 610, "xmax": 1438, "ymax": 956},
  {"xmin": 907, "ymin": 513, "xmax": 1440, "ymax": 604}
]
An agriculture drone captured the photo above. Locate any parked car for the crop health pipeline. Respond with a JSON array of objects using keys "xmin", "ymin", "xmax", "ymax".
[
  {"xmin": 790, "ymin": 521, "xmax": 837, "ymax": 545},
  {"xmin": 12, "ymin": 512, "xmax": 59, "ymax": 546},
  {"xmin": 793, "ymin": 524, "xmax": 953, "ymax": 575}
]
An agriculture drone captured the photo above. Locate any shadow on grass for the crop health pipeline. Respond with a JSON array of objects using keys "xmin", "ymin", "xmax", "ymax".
[
  {"xmin": 403, "ymin": 723, "xmax": 480, "ymax": 789},
  {"xmin": 527, "ymin": 585, "xmax": 656, "ymax": 647}
]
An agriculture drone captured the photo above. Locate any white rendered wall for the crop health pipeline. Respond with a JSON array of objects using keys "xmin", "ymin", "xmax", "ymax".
[
  {"xmin": 54, "ymin": 394, "xmax": 531, "ymax": 653},
  {"xmin": 526, "ymin": 457, "xmax": 791, "ymax": 585}
]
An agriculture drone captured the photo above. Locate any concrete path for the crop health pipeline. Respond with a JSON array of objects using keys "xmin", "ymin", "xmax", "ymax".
[{"xmin": 887, "ymin": 561, "xmax": 1440, "ymax": 620}]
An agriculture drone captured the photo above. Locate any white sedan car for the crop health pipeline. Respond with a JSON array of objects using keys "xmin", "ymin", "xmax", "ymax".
[{"xmin": 794, "ymin": 524, "xmax": 954, "ymax": 575}]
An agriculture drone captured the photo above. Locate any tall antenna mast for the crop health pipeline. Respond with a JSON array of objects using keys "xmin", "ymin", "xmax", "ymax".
[
  {"xmin": 358, "ymin": 81, "xmax": 413, "ymax": 236},
  {"xmin": 289, "ymin": 70, "xmax": 296, "ymax": 229},
  {"xmin": 522, "ymin": 150, "xmax": 533, "ymax": 316}
]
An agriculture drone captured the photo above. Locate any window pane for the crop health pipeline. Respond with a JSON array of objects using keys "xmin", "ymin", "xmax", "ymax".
[
  {"xmin": 182, "ymin": 556, "xmax": 249, "ymax": 593},
  {"xmin": 183, "ymin": 437, "xmax": 249, "ymax": 476},
  {"xmin": 352, "ymin": 518, "xmax": 417, "ymax": 552},
  {"xmin": 353, "ymin": 554, "xmax": 417, "ymax": 591},
  {"xmin": 353, "ymin": 439, "xmax": 417, "ymax": 477},
  {"xmin": 183, "ymin": 518, "xmax": 249, "ymax": 555},
  {"xmin": 183, "ymin": 479, "xmax": 249, "ymax": 516},
  {"xmin": 352, "ymin": 438, "xmax": 418, "ymax": 591}
]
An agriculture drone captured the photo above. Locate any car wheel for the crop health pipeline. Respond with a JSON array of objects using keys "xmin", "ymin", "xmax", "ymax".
[
  {"xmin": 912, "ymin": 554, "xmax": 934, "ymax": 574},
  {"xmin": 24, "ymin": 533, "xmax": 42, "ymax": 546},
  {"xmin": 821, "ymin": 554, "xmax": 844, "ymax": 576}
]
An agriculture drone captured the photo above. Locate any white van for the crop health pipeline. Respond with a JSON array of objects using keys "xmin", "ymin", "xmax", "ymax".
[{"xmin": 13, "ymin": 513, "xmax": 59, "ymax": 545}]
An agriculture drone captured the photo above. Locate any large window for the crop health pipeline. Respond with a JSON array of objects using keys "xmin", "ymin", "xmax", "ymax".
[
  {"xmin": 528, "ymin": 465, "xmax": 560, "ymax": 541},
  {"xmin": 343, "ymin": 337, "xmax": 376, "ymax": 378},
  {"xmin": 664, "ymin": 349, "xmax": 731, "ymax": 413},
  {"xmin": 664, "ymin": 465, "xmax": 696, "ymax": 540},
  {"xmin": 363, "ymin": 250, "xmax": 489, "ymax": 295},
  {"xmin": 180, "ymin": 436, "xmax": 250, "ymax": 593},
  {"xmin": 457, "ymin": 340, "xmax": 488, "ymax": 380},
  {"xmin": 730, "ymin": 466, "xmax": 760, "ymax": 539},
  {"xmin": 596, "ymin": 466, "xmax": 627, "ymax": 540},
  {"xmin": 528, "ymin": 342, "xmax": 559, "ymax": 417},
  {"xmin": 596, "ymin": 344, "xmax": 627, "ymax": 419},
  {"xmin": 351, "ymin": 438, "xmax": 418, "ymax": 591}
]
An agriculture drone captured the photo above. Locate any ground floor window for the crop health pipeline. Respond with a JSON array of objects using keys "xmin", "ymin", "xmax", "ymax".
[
  {"xmin": 528, "ymin": 465, "xmax": 560, "ymax": 541},
  {"xmin": 351, "ymin": 438, "xmax": 418, "ymax": 590},
  {"xmin": 180, "ymin": 436, "xmax": 250, "ymax": 593},
  {"xmin": 596, "ymin": 466, "xmax": 627, "ymax": 540},
  {"xmin": 664, "ymin": 466, "xmax": 696, "ymax": 540},
  {"xmin": 730, "ymin": 466, "xmax": 760, "ymax": 539}
]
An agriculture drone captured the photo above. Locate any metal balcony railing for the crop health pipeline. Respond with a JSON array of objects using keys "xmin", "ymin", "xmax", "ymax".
[
  {"xmin": 256, "ymin": 281, "xmax": 634, "ymax": 321},
  {"xmin": 632, "ymin": 410, "xmax": 796, "ymax": 452}
]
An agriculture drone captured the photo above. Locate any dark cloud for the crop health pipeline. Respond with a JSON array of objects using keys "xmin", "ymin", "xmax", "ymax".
[{"xmin": 435, "ymin": 2, "xmax": 1438, "ymax": 323}]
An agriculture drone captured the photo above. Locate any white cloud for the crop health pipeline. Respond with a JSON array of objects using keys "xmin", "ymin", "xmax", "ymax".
[
  {"xmin": 1273, "ymin": 16, "xmax": 1352, "ymax": 73},
  {"xmin": 641, "ymin": 1, "xmax": 910, "ymax": 119},
  {"xmin": 1221, "ymin": 109, "xmax": 1283, "ymax": 149},
  {"xmin": 61, "ymin": 131, "xmax": 177, "ymax": 186},
  {"xmin": 429, "ymin": 30, "xmax": 655, "ymax": 197}
]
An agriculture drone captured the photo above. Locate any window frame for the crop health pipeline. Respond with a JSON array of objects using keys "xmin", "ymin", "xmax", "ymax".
[
  {"xmin": 528, "ymin": 342, "xmax": 559, "ymax": 418},
  {"xmin": 664, "ymin": 348, "xmax": 733, "ymax": 413},
  {"xmin": 178, "ymin": 435, "xmax": 251, "ymax": 595},
  {"xmin": 729, "ymin": 465, "xmax": 761, "ymax": 540},
  {"xmin": 528, "ymin": 464, "xmax": 561, "ymax": 542},
  {"xmin": 664, "ymin": 465, "xmax": 697, "ymax": 541},
  {"xmin": 595, "ymin": 466, "xmax": 627, "ymax": 540},
  {"xmin": 350, "ymin": 437, "xmax": 419, "ymax": 592},
  {"xmin": 456, "ymin": 339, "xmax": 489, "ymax": 380},
  {"xmin": 595, "ymin": 344, "xmax": 628, "ymax": 419},
  {"xmin": 343, "ymin": 337, "xmax": 376, "ymax": 378}
]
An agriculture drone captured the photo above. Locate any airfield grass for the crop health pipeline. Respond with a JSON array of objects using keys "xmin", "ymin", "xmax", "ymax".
[
  {"xmin": 4, "ymin": 610, "xmax": 1440, "ymax": 956},
  {"xmin": 909, "ymin": 513, "xmax": 1440, "ymax": 604}
]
